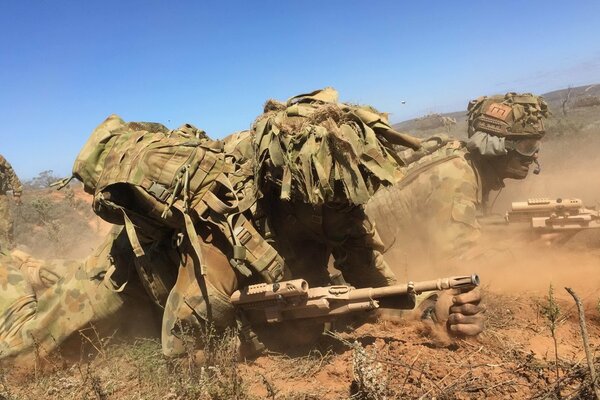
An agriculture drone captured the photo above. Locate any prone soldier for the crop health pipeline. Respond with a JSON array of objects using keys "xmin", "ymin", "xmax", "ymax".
[
  {"xmin": 366, "ymin": 93, "xmax": 548, "ymax": 335},
  {"xmin": 0, "ymin": 154, "xmax": 23, "ymax": 251},
  {"xmin": 368, "ymin": 93, "xmax": 549, "ymax": 267},
  {"xmin": 231, "ymin": 88, "xmax": 484, "ymax": 337}
]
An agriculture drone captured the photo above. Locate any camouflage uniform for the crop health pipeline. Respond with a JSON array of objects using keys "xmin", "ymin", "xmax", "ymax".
[
  {"xmin": 367, "ymin": 93, "xmax": 548, "ymax": 269},
  {"xmin": 0, "ymin": 155, "xmax": 23, "ymax": 251},
  {"xmin": 65, "ymin": 114, "xmax": 286, "ymax": 357},
  {"xmin": 0, "ymin": 224, "xmax": 239, "ymax": 361},
  {"xmin": 366, "ymin": 140, "xmax": 483, "ymax": 268},
  {"xmin": 244, "ymin": 88, "xmax": 423, "ymax": 289},
  {"xmin": 0, "ymin": 114, "xmax": 289, "ymax": 362},
  {"xmin": 0, "ymin": 89, "xmax": 419, "ymax": 361},
  {"xmin": 226, "ymin": 128, "xmax": 398, "ymax": 289},
  {"xmin": 0, "ymin": 228, "xmax": 129, "ymax": 361},
  {"xmin": 260, "ymin": 196, "xmax": 395, "ymax": 288}
]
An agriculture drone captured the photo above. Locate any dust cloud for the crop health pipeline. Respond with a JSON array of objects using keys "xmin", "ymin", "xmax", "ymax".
[
  {"xmin": 484, "ymin": 134, "xmax": 600, "ymax": 297},
  {"xmin": 493, "ymin": 134, "xmax": 600, "ymax": 212},
  {"xmin": 378, "ymin": 135, "xmax": 600, "ymax": 299}
]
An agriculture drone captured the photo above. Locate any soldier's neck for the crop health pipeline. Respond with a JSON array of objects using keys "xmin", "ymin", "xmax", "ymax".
[{"xmin": 469, "ymin": 153, "xmax": 505, "ymax": 206}]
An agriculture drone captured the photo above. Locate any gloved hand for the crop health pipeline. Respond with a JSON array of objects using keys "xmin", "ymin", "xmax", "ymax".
[{"xmin": 434, "ymin": 288, "xmax": 485, "ymax": 336}]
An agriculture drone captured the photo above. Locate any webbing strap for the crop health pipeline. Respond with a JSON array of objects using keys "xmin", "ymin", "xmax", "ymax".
[
  {"xmin": 203, "ymin": 191, "xmax": 237, "ymax": 215},
  {"xmin": 102, "ymin": 263, "xmax": 128, "ymax": 293},
  {"xmin": 226, "ymin": 214, "xmax": 253, "ymax": 278},
  {"xmin": 249, "ymin": 245, "xmax": 280, "ymax": 273},
  {"xmin": 231, "ymin": 215, "xmax": 285, "ymax": 282},
  {"xmin": 122, "ymin": 211, "xmax": 145, "ymax": 257},
  {"xmin": 181, "ymin": 209, "xmax": 206, "ymax": 276}
]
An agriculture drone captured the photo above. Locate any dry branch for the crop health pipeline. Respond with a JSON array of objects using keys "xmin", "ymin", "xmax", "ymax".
[{"xmin": 565, "ymin": 287, "xmax": 600, "ymax": 400}]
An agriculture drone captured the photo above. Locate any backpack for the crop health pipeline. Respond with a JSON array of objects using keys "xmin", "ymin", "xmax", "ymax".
[{"xmin": 71, "ymin": 115, "xmax": 287, "ymax": 286}]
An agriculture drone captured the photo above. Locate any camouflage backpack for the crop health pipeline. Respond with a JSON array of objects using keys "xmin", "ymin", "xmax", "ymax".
[
  {"xmin": 71, "ymin": 114, "xmax": 287, "ymax": 302},
  {"xmin": 252, "ymin": 88, "xmax": 420, "ymax": 205},
  {"xmin": 70, "ymin": 115, "xmax": 290, "ymax": 354},
  {"xmin": 73, "ymin": 115, "xmax": 221, "ymax": 266}
]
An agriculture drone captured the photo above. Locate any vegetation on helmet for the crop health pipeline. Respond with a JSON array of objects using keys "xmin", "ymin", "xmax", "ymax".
[{"xmin": 467, "ymin": 93, "xmax": 550, "ymax": 138}]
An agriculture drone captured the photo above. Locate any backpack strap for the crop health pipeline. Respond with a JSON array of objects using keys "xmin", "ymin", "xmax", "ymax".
[
  {"xmin": 229, "ymin": 213, "xmax": 287, "ymax": 283},
  {"xmin": 190, "ymin": 173, "xmax": 288, "ymax": 283}
]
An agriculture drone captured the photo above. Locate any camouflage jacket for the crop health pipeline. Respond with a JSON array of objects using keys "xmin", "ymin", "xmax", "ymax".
[
  {"xmin": 366, "ymin": 140, "xmax": 483, "ymax": 264},
  {"xmin": 0, "ymin": 155, "xmax": 23, "ymax": 195}
]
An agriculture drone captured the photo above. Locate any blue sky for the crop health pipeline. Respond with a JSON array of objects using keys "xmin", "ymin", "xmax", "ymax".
[{"xmin": 1, "ymin": 1, "xmax": 599, "ymax": 179}]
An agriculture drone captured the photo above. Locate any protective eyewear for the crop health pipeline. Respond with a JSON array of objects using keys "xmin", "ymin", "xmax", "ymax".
[{"xmin": 506, "ymin": 138, "xmax": 541, "ymax": 157}]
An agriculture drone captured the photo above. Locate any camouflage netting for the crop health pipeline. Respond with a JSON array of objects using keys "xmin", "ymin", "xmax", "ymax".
[
  {"xmin": 253, "ymin": 88, "xmax": 419, "ymax": 205},
  {"xmin": 467, "ymin": 92, "xmax": 550, "ymax": 138}
]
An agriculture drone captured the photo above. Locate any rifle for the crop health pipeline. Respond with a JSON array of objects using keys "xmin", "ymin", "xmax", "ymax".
[
  {"xmin": 231, "ymin": 275, "xmax": 479, "ymax": 324},
  {"xmin": 506, "ymin": 198, "xmax": 600, "ymax": 231}
]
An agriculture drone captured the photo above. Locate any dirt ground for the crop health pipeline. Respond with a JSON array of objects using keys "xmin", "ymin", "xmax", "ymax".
[
  {"xmin": 3, "ymin": 280, "xmax": 598, "ymax": 399},
  {"xmin": 2, "ymin": 129, "xmax": 600, "ymax": 399}
]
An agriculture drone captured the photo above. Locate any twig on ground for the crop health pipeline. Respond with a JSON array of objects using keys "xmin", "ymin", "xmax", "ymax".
[
  {"xmin": 400, "ymin": 349, "xmax": 422, "ymax": 394},
  {"xmin": 417, "ymin": 346, "xmax": 484, "ymax": 399},
  {"xmin": 565, "ymin": 287, "xmax": 600, "ymax": 400}
]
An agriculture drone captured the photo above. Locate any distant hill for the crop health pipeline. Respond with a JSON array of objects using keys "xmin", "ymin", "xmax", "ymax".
[{"xmin": 392, "ymin": 84, "xmax": 600, "ymax": 140}]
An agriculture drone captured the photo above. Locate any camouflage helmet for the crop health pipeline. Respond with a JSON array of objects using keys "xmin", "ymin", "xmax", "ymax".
[{"xmin": 467, "ymin": 93, "xmax": 549, "ymax": 138}]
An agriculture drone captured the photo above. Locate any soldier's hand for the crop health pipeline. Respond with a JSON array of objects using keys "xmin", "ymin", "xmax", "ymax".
[{"xmin": 434, "ymin": 288, "xmax": 485, "ymax": 337}]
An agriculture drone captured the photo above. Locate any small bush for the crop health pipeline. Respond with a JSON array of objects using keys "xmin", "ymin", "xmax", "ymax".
[
  {"xmin": 351, "ymin": 341, "xmax": 389, "ymax": 400},
  {"xmin": 572, "ymin": 95, "xmax": 600, "ymax": 109}
]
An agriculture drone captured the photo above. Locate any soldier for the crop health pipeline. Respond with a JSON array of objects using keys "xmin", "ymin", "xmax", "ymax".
[
  {"xmin": 0, "ymin": 92, "xmax": 486, "ymax": 364},
  {"xmin": 2, "ymin": 109, "xmax": 323, "ymax": 363},
  {"xmin": 222, "ymin": 88, "xmax": 424, "ymax": 290},
  {"xmin": 365, "ymin": 93, "xmax": 547, "ymax": 336},
  {"xmin": 234, "ymin": 88, "xmax": 484, "ymax": 336},
  {"xmin": 367, "ymin": 93, "xmax": 549, "ymax": 269},
  {"xmin": 0, "ymin": 229, "xmax": 131, "ymax": 362},
  {"xmin": 0, "ymin": 154, "xmax": 23, "ymax": 251}
]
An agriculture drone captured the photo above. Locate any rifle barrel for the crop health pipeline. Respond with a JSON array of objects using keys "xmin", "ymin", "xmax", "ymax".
[{"xmin": 348, "ymin": 274, "xmax": 480, "ymax": 300}]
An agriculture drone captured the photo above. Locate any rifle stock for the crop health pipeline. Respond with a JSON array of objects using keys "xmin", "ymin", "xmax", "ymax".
[{"xmin": 231, "ymin": 274, "xmax": 479, "ymax": 324}]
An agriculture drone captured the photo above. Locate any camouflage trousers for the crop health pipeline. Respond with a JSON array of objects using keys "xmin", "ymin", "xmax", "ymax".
[
  {"xmin": 0, "ymin": 194, "xmax": 14, "ymax": 252},
  {"xmin": 267, "ymin": 201, "xmax": 397, "ymax": 288},
  {"xmin": 0, "ymin": 228, "xmax": 139, "ymax": 362},
  {"xmin": 0, "ymin": 226, "xmax": 239, "ymax": 362}
]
